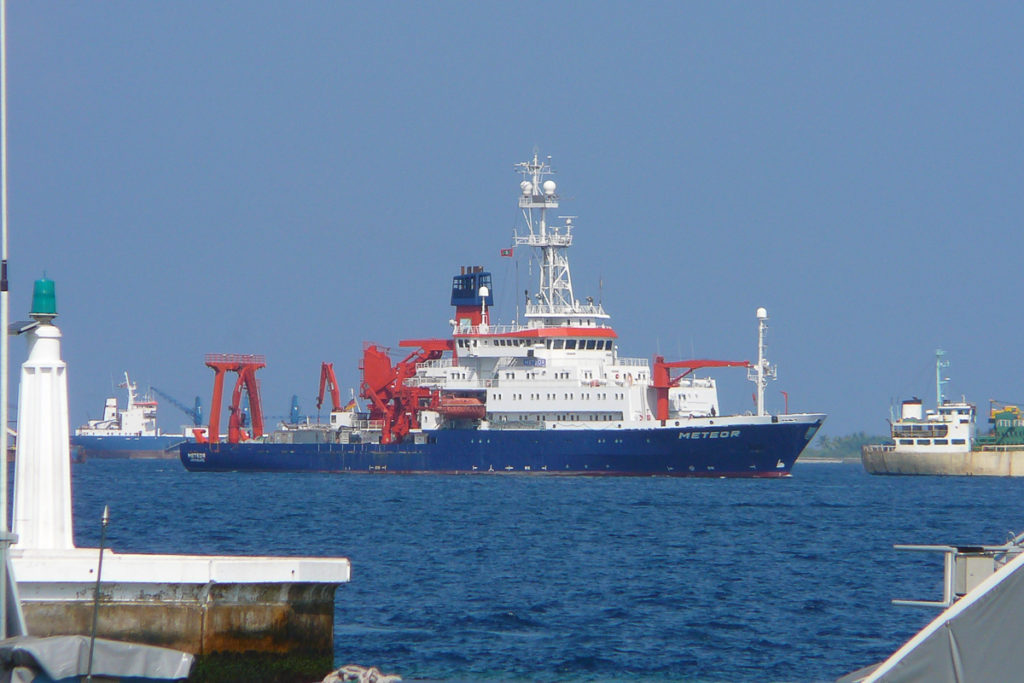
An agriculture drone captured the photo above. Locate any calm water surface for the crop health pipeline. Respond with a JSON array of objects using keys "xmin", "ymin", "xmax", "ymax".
[{"xmin": 67, "ymin": 460, "xmax": 1024, "ymax": 682}]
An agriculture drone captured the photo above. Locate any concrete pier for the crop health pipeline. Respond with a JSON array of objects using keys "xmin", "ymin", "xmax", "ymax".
[
  {"xmin": 8, "ymin": 280, "xmax": 351, "ymax": 682},
  {"xmin": 14, "ymin": 550, "xmax": 348, "ymax": 681}
]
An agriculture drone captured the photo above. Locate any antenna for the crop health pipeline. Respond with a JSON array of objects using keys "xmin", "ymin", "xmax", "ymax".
[{"xmin": 86, "ymin": 505, "xmax": 111, "ymax": 682}]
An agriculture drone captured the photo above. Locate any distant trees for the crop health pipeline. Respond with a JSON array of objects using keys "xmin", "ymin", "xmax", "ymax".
[{"xmin": 801, "ymin": 432, "xmax": 885, "ymax": 461}]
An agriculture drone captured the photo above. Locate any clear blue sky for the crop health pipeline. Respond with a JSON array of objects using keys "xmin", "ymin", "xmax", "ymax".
[{"xmin": 6, "ymin": 2, "xmax": 1023, "ymax": 437}]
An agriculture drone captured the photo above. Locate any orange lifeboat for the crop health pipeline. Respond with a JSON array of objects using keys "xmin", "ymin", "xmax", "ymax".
[{"xmin": 435, "ymin": 397, "xmax": 486, "ymax": 420}]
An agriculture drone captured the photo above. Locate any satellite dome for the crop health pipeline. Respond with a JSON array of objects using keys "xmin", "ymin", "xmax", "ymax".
[
  {"xmin": 543, "ymin": 180, "xmax": 557, "ymax": 196},
  {"xmin": 756, "ymin": 307, "xmax": 768, "ymax": 320},
  {"xmin": 478, "ymin": 285, "xmax": 489, "ymax": 297},
  {"xmin": 521, "ymin": 181, "xmax": 532, "ymax": 195}
]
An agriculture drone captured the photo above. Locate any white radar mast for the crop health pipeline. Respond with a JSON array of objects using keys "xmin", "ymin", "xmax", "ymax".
[
  {"xmin": 748, "ymin": 307, "xmax": 778, "ymax": 416},
  {"xmin": 935, "ymin": 349, "xmax": 949, "ymax": 406},
  {"xmin": 513, "ymin": 152, "xmax": 608, "ymax": 327}
]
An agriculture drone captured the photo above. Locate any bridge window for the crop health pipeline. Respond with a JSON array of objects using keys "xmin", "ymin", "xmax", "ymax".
[
  {"xmin": 565, "ymin": 340, "xmax": 577, "ymax": 350},
  {"xmin": 553, "ymin": 340, "xmax": 564, "ymax": 349}
]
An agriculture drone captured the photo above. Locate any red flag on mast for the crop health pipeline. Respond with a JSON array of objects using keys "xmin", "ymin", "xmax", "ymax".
[{"xmin": 500, "ymin": 248, "xmax": 513, "ymax": 257}]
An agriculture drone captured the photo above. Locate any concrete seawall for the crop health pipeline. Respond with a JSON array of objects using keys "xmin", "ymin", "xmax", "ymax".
[{"xmin": 13, "ymin": 549, "xmax": 350, "ymax": 681}]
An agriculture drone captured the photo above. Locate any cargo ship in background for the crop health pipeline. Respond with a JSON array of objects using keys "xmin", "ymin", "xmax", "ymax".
[
  {"xmin": 862, "ymin": 350, "xmax": 1024, "ymax": 476},
  {"xmin": 72, "ymin": 372, "xmax": 197, "ymax": 459},
  {"xmin": 181, "ymin": 153, "xmax": 825, "ymax": 476}
]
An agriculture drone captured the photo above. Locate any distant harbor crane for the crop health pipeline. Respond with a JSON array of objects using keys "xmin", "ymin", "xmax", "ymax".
[{"xmin": 150, "ymin": 387, "xmax": 203, "ymax": 426}]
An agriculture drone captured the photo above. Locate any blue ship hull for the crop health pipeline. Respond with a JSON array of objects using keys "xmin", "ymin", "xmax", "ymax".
[
  {"xmin": 73, "ymin": 434, "xmax": 187, "ymax": 460},
  {"xmin": 180, "ymin": 418, "xmax": 823, "ymax": 477}
]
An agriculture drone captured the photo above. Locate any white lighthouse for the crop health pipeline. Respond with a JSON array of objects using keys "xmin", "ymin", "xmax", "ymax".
[{"xmin": 11, "ymin": 277, "xmax": 73, "ymax": 550}]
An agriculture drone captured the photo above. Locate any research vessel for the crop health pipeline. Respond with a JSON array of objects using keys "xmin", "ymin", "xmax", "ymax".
[
  {"xmin": 72, "ymin": 372, "xmax": 188, "ymax": 459},
  {"xmin": 181, "ymin": 153, "xmax": 825, "ymax": 476},
  {"xmin": 862, "ymin": 351, "xmax": 1024, "ymax": 476}
]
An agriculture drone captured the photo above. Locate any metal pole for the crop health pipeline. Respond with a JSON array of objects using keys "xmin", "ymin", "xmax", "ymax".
[
  {"xmin": 756, "ymin": 317, "xmax": 766, "ymax": 416},
  {"xmin": 1, "ymin": 0, "xmax": 11, "ymax": 640},
  {"xmin": 86, "ymin": 506, "xmax": 110, "ymax": 681}
]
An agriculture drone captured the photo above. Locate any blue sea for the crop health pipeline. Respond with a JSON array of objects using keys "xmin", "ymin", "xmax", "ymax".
[{"xmin": 68, "ymin": 460, "xmax": 1024, "ymax": 682}]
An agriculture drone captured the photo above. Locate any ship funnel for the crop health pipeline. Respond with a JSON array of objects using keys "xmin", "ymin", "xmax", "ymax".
[{"xmin": 901, "ymin": 398, "xmax": 924, "ymax": 421}]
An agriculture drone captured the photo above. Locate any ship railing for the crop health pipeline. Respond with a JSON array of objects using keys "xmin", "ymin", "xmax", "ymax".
[
  {"xmin": 488, "ymin": 419, "xmax": 546, "ymax": 430},
  {"xmin": 890, "ymin": 534, "xmax": 1024, "ymax": 608},
  {"xmin": 455, "ymin": 321, "xmax": 613, "ymax": 335},
  {"xmin": 455, "ymin": 323, "xmax": 530, "ymax": 335},
  {"xmin": 612, "ymin": 358, "xmax": 649, "ymax": 368},
  {"xmin": 975, "ymin": 443, "xmax": 1024, "ymax": 452},
  {"xmin": 345, "ymin": 419, "xmax": 383, "ymax": 431},
  {"xmin": 416, "ymin": 359, "xmax": 456, "ymax": 370},
  {"xmin": 524, "ymin": 303, "xmax": 610, "ymax": 319},
  {"xmin": 405, "ymin": 377, "xmax": 489, "ymax": 389},
  {"xmin": 204, "ymin": 353, "xmax": 266, "ymax": 365},
  {"xmin": 515, "ymin": 232, "xmax": 573, "ymax": 248}
]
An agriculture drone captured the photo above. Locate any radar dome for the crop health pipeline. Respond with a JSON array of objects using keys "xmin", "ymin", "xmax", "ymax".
[
  {"xmin": 521, "ymin": 181, "xmax": 532, "ymax": 195},
  {"xmin": 542, "ymin": 180, "xmax": 557, "ymax": 196},
  {"xmin": 756, "ymin": 307, "xmax": 768, "ymax": 320},
  {"xmin": 478, "ymin": 285, "xmax": 489, "ymax": 297}
]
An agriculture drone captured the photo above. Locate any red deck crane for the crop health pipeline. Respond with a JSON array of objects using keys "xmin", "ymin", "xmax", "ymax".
[
  {"xmin": 360, "ymin": 339, "xmax": 453, "ymax": 444},
  {"xmin": 652, "ymin": 356, "xmax": 750, "ymax": 423},
  {"xmin": 317, "ymin": 362, "xmax": 343, "ymax": 412},
  {"xmin": 201, "ymin": 353, "xmax": 266, "ymax": 444}
]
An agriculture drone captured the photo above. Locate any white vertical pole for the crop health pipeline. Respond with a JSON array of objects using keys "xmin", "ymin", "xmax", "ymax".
[
  {"xmin": 756, "ymin": 315, "xmax": 766, "ymax": 416},
  {"xmin": 1, "ymin": 0, "xmax": 11, "ymax": 639}
]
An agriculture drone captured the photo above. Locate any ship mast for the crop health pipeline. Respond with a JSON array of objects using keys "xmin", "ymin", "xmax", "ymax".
[
  {"xmin": 513, "ymin": 153, "xmax": 607, "ymax": 327},
  {"xmin": 748, "ymin": 307, "xmax": 777, "ymax": 416},
  {"xmin": 935, "ymin": 349, "xmax": 949, "ymax": 407}
]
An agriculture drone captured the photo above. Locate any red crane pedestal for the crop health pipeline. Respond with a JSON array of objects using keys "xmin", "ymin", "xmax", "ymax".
[{"xmin": 204, "ymin": 353, "xmax": 266, "ymax": 444}]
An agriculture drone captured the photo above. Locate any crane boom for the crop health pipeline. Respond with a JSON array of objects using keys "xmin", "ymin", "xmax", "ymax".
[
  {"xmin": 317, "ymin": 362, "xmax": 342, "ymax": 412},
  {"xmin": 151, "ymin": 386, "xmax": 203, "ymax": 426}
]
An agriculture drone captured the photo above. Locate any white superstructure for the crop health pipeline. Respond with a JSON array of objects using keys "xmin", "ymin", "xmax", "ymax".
[
  {"xmin": 408, "ymin": 153, "xmax": 775, "ymax": 430},
  {"xmin": 75, "ymin": 371, "xmax": 160, "ymax": 437},
  {"xmin": 865, "ymin": 350, "xmax": 977, "ymax": 460}
]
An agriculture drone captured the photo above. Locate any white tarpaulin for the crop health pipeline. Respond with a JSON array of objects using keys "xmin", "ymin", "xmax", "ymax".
[
  {"xmin": 843, "ymin": 549, "xmax": 1024, "ymax": 682},
  {"xmin": 0, "ymin": 635, "xmax": 193, "ymax": 682}
]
